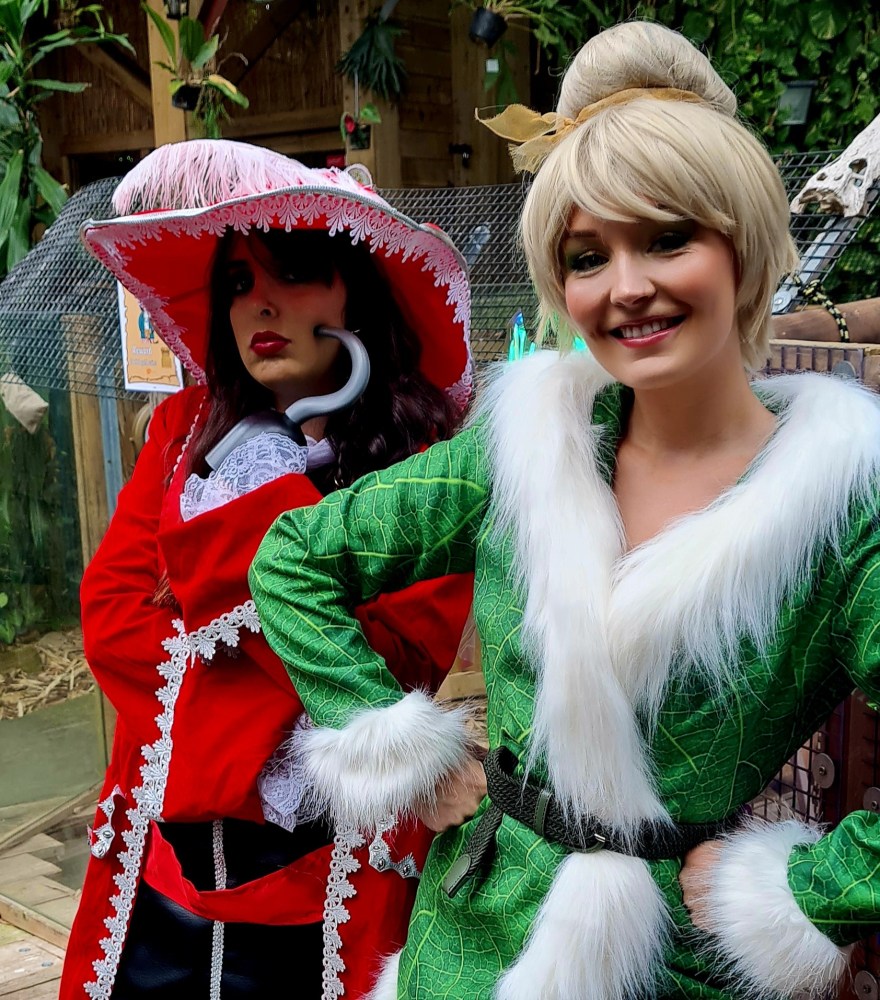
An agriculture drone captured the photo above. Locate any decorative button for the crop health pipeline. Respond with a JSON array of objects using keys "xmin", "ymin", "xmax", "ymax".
[{"xmin": 863, "ymin": 787, "xmax": 880, "ymax": 813}]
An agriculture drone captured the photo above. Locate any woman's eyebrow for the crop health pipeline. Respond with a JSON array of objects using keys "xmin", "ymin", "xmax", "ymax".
[{"xmin": 564, "ymin": 230, "xmax": 599, "ymax": 240}]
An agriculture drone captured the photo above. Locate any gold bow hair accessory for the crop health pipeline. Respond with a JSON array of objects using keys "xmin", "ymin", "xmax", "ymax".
[{"xmin": 476, "ymin": 87, "xmax": 705, "ymax": 173}]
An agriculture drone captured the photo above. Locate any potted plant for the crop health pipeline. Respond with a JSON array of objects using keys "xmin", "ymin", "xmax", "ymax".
[
  {"xmin": 142, "ymin": 4, "xmax": 248, "ymax": 138},
  {"xmin": 0, "ymin": 0, "xmax": 133, "ymax": 277},
  {"xmin": 340, "ymin": 102, "xmax": 382, "ymax": 152},
  {"xmin": 452, "ymin": 0, "xmax": 579, "ymax": 52},
  {"xmin": 468, "ymin": 3, "xmax": 508, "ymax": 45},
  {"xmin": 336, "ymin": 8, "xmax": 407, "ymax": 104}
]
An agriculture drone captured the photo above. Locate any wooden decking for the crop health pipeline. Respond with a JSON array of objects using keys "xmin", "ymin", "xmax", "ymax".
[{"xmin": 0, "ymin": 921, "xmax": 63, "ymax": 999}]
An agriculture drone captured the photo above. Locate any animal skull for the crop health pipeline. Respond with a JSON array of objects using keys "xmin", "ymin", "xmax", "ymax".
[{"xmin": 791, "ymin": 112, "xmax": 880, "ymax": 217}]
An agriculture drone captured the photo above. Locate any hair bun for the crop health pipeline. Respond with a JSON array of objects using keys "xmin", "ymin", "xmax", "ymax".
[{"xmin": 557, "ymin": 21, "xmax": 736, "ymax": 119}]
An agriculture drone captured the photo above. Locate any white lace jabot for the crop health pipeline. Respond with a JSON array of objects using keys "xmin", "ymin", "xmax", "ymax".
[{"xmin": 179, "ymin": 431, "xmax": 309, "ymax": 521}]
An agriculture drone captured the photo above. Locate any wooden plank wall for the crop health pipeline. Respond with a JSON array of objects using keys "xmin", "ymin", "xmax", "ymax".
[
  {"xmin": 396, "ymin": 0, "xmax": 454, "ymax": 187},
  {"xmin": 222, "ymin": 0, "xmax": 343, "ymax": 157},
  {"xmin": 43, "ymin": 0, "xmax": 153, "ymax": 159}
]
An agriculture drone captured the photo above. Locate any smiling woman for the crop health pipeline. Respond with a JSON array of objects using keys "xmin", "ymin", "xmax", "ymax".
[
  {"xmin": 63, "ymin": 140, "xmax": 476, "ymax": 1000},
  {"xmin": 248, "ymin": 19, "xmax": 880, "ymax": 1000}
]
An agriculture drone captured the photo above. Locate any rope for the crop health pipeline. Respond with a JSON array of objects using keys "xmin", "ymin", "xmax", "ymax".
[{"xmin": 790, "ymin": 273, "xmax": 850, "ymax": 343}]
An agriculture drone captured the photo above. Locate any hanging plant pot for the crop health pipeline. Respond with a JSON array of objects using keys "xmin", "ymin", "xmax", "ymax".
[
  {"xmin": 349, "ymin": 124, "xmax": 372, "ymax": 151},
  {"xmin": 469, "ymin": 8, "xmax": 508, "ymax": 46},
  {"xmin": 171, "ymin": 84, "xmax": 201, "ymax": 112}
]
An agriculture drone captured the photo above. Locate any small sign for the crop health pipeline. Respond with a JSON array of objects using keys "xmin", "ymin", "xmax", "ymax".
[{"xmin": 118, "ymin": 283, "xmax": 184, "ymax": 393}]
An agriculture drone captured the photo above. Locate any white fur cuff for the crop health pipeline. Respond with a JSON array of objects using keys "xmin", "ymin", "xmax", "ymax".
[
  {"xmin": 296, "ymin": 691, "xmax": 471, "ymax": 832},
  {"xmin": 704, "ymin": 819, "xmax": 850, "ymax": 998},
  {"xmin": 367, "ymin": 950, "xmax": 401, "ymax": 1000}
]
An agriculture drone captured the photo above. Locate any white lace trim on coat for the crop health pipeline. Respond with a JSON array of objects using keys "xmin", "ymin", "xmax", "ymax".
[
  {"xmin": 84, "ymin": 601, "xmax": 261, "ymax": 1000},
  {"xmin": 321, "ymin": 827, "xmax": 366, "ymax": 1000}
]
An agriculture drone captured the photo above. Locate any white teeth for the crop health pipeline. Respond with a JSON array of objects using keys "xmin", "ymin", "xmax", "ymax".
[{"xmin": 616, "ymin": 319, "xmax": 673, "ymax": 339}]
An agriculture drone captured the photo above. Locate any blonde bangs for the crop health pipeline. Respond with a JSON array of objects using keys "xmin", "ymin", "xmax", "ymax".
[{"xmin": 521, "ymin": 99, "xmax": 798, "ymax": 363}]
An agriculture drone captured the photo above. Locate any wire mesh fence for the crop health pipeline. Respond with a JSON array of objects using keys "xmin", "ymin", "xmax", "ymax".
[{"xmin": 3, "ymin": 148, "xmax": 876, "ymax": 398}]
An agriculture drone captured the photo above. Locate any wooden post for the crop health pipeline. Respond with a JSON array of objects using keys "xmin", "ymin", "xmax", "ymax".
[
  {"xmin": 450, "ymin": 10, "xmax": 529, "ymax": 185},
  {"xmin": 145, "ymin": 0, "xmax": 205, "ymax": 145},
  {"xmin": 338, "ymin": 0, "xmax": 402, "ymax": 186}
]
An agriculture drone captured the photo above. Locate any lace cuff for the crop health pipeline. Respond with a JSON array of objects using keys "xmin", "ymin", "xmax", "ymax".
[
  {"xmin": 180, "ymin": 431, "xmax": 308, "ymax": 521},
  {"xmin": 258, "ymin": 714, "xmax": 321, "ymax": 832}
]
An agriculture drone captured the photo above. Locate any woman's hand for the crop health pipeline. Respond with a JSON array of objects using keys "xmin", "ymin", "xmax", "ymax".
[
  {"xmin": 679, "ymin": 839, "xmax": 724, "ymax": 931},
  {"xmin": 418, "ymin": 756, "xmax": 487, "ymax": 833}
]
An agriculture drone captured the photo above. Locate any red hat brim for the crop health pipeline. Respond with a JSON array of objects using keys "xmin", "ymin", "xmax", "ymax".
[{"xmin": 82, "ymin": 186, "xmax": 473, "ymax": 410}]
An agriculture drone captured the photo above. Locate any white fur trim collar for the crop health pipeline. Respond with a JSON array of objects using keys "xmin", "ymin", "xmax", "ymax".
[{"xmin": 479, "ymin": 350, "xmax": 880, "ymax": 834}]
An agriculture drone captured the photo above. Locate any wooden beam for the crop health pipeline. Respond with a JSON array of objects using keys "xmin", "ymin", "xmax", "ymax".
[
  {"xmin": 199, "ymin": 0, "xmax": 229, "ymax": 37},
  {"xmin": 0, "ymin": 890, "xmax": 69, "ymax": 950},
  {"xmin": 227, "ymin": 0, "xmax": 309, "ymax": 85},
  {"xmin": 771, "ymin": 298, "xmax": 880, "ymax": 343},
  {"xmin": 78, "ymin": 44, "xmax": 152, "ymax": 110},
  {"xmin": 61, "ymin": 129, "xmax": 154, "ymax": 156},
  {"xmin": 338, "ymin": 0, "xmax": 401, "ymax": 186},
  {"xmin": 246, "ymin": 130, "xmax": 343, "ymax": 156},
  {"xmin": 145, "ymin": 0, "xmax": 186, "ymax": 145},
  {"xmin": 223, "ymin": 106, "xmax": 340, "ymax": 139}
]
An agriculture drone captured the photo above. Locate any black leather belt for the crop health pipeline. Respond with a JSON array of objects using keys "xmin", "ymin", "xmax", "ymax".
[{"xmin": 443, "ymin": 746, "xmax": 743, "ymax": 897}]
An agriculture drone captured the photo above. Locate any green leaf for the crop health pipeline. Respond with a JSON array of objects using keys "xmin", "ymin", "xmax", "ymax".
[
  {"xmin": 0, "ymin": 149, "xmax": 23, "ymax": 236},
  {"xmin": 5, "ymin": 198, "xmax": 30, "ymax": 271},
  {"xmin": 0, "ymin": 1, "xmax": 23, "ymax": 41},
  {"xmin": 27, "ymin": 79, "xmax": 89, "ymax": 93},
  {"xmin": 204, "ymin": 73, "xmax": 248, "ymax": 107},
  {"xmin": 682, "ymin": 10, "xmax": 714, "ymax": 43},
  {"xmin": 0, "ymin": 593, "xmax": 8, "ymax": 609},
  {"xmin": 358, "ymin": 102, "xmax": 382, "ymax": 124},
  {"xmin": 178, "ymin": 17, "xmax": 205, "ymax": 64},
  {"xmin": 808, "ymin": 1, "xmax": 847, "ymax": 40},
  {"xmin": 32, "ymin": 165, "xmax": 65, "ymax": 215},
  {"xmin": 141, "ymin": 2, "xmax": 176, "ymax": 62},
  {"xmin": 191, "ymin": 33, "xmax": 219, "ymax": 70}
]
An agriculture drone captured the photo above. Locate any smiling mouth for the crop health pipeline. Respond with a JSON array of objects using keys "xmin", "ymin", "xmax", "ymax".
[{"xmin": 610, "ymin": 316, "xmax": 685, "ymax": 341}]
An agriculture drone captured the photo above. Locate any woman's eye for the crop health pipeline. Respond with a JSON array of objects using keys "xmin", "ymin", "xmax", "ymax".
[
  {"xmin": 651, "ymin": 230, "xmax": 691, "ymax": 253},
  {"xmin": 229, "ymin": 269, "xmax": 253, "ymax": 296},
  {"xmin": 566, "ymin": 250, "xmax": 607, "ymax": 273}
]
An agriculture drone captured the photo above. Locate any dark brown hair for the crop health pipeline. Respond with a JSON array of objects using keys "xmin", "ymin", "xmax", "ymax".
[{"xmin": 185, "ymin": 229, "xmax": 461, "ymax": 490}]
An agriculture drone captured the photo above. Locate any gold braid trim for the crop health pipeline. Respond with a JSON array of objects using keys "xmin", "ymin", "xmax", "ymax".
[{"xmin": 476, "ymin": 87, "xmax": 706, "ymax": 173}]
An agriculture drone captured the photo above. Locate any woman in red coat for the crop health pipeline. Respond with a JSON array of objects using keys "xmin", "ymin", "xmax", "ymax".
[{"xmin": 61, "ymin": 140, "xmax": 474, "ymax": 1000}]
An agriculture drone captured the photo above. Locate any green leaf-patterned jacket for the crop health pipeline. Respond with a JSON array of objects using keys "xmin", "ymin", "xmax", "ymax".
[{"xmin": 251, "ymin": 351, "xmax": 880, "ymax": 1000}]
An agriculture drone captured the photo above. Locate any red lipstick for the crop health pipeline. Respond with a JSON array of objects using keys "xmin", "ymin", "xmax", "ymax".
[{"xmin": 250, "ymin": 331, "xmax": 289, "ymax": 357}]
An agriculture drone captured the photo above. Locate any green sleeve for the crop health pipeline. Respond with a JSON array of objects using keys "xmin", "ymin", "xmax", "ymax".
[
  {"xmin": 249, "ymin": 426, "xmax": 490, "ymax": 728},
  {"xmin": 788, "ymin": 512, "xmax": 880, "ymax": 943}
]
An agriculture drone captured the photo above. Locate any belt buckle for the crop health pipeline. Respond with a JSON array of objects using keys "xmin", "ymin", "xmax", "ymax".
[{"xmin": 582, "ymin": 832, "xmax": 607, "ymax": 853}]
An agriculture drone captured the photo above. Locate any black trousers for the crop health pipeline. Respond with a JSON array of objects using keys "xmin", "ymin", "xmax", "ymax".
[{"xmin": 112, "ymin": 817, "xmax": 332, "ymax": 998}]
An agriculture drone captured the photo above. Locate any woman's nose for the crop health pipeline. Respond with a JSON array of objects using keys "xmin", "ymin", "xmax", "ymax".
[
  {"xmin": 248, "ymin": 276, "xmax": 278, "ymax": 318},
  {"xmin": 608, "ymin": 255, "xmax": 655, "ymax": 306}
]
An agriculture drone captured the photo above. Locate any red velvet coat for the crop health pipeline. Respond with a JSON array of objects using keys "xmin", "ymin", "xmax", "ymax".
[{"xmin": 60, "ymin": 386, "xmax": 473, "ymax": 1000}]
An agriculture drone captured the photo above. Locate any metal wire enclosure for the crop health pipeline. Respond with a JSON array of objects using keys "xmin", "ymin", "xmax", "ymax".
[
  {"xmin": 2, "ymin": 147, "xmax": 877, "ymax": 398},
  {"xmin": 0, "ymin": 177, "xmax": 123, "ymax": 399}
]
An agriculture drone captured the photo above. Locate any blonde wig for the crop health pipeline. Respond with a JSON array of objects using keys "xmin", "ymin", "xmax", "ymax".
[{"xmin": 520, "ymin": 21, "xmax": 799, "ymax": 369}]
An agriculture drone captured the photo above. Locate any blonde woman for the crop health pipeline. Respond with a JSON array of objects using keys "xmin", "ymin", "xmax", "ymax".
[{"xmin": 251, "ymin": 21, "xmax": 880, "ymax": 1000}]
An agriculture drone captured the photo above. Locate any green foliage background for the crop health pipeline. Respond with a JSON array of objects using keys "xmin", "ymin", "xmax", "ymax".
[{"xmin": 0, "ymin": 393, "xmax": 82, "ymax": 644}]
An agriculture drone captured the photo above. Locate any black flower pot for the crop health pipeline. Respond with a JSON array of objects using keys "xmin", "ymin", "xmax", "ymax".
[
  {"xmin": 349, "ymin": 124, "xmax": 372, "ymax": 151},
  {"xmin": 469, "ymin": 8, "xmax": 507, "ymax": 46},
  {"xmin": 172, "ymin": 84, "xmax": 200, "ymax": 112}
]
